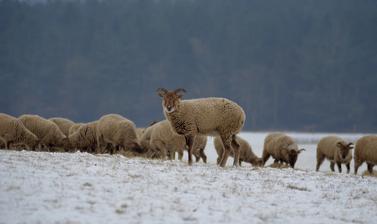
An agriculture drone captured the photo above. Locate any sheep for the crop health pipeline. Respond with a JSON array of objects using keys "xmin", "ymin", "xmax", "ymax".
[
  {"xmin": 214, "ymin": 135, "xmax": 263, "ymax": 167},
  {"xmin": 0, "ymin": 113, "xmax": 39, "ymax": 150},
  {"xmin": 149, "ymin": 120, "xmax": 186, "ymax": 160},
  {"xmin": 96, "ymin": 114, "xmax": 143, "ymax": 154},
  {"xmin": 19, "ymin": 114, "xmax": 67, "ymax": 151},
  {"xmin": 157, "ymin": 88, "xmax": 245, "ymax": 167},
  {"xmin": 354, "ymin": 135, "xmax": 377, "ymax": 175},
  {"xmin": 262, "ymin": 133, "xmax": 305, "ymax": 168},
  {"xmin": 68, "ymin": 121, "xmax": 98, "ymax": 153},
  {"xmin": 69, "ymin": 123, "xmax": 84, "ymax": 135},
  {"xmin": 48, "ymin": 117, "xmax": 75, "ymax": 137},
  {"xmin": 316, "ymin": 136, "xmax": 353, "ymax": 173}
]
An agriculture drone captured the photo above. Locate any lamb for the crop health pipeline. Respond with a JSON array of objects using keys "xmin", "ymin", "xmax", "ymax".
[
  {"xmin": 157, "ymin": 88, "xmax": 245, "ymax": 167},
  {"xmin": 19, "ymin": 114, "xmax": 67, "ymax": 151},
  {"xmin": 214, "ymin": 136, "xmax": 263, "ymax": 167},
  {"xmin": 68, "ymin": 121, "xmax": 98, "ymax": 153},
  {"xmin": 316, "ymin": 136, "xmax": 353, "ymax": 173},
  {"xmin": 0, "ymin": 113, "xmax": 39, "ymax": 149},
  {"xmin": 354, "ymin": 135, "xmax": 377, "ymax": 175},
  {"xmin": 49, "ymin": 117, "xmax": 75, "ymax": 137},
  {"xmin": 262, "ymin": 133, "xmax": 305, "ymax": 168},
  {"xmin": 96, "ymin": 114, "xmax": 143, "ymax": 154}
]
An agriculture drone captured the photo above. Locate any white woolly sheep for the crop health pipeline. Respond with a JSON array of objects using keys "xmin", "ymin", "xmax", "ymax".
[
  {"xmin": 68, "ymin": 121, "xmax": 98, "ymax": 153},
  {"xmin": 157, "ymin": 88, "xmax": 245, "ymax": 167},
  {"xmin": 19, "ymin": 114, "xmax": 67, "ymax": 151},
  {"xmin": 96, "ymin": 114, "xmax": 143, "ymax": 154},
  {"xmin": 214, "ymin": 135, "xmax": 263, "ymax": 167},
  {"xmin": 262, "ymin": 133, "xmax": 305, "ymax": 168},
  {"xmin": 0, "ymin": 113, "xmax": 39, "ymax": 149},
  {"xmin": 354, "ymin": 135, "xmax": 377, "ymax": 175},
  {"xmin": 316, "ymin": 136, "xmax": 353, "ymax": 173}
]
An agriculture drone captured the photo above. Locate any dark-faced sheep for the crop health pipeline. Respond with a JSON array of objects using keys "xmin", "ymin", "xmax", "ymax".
[
  {"xmin": 316, "ymin": 136, "xmax": 353, "ymax": 173},
  {"xmin": 262, "ymin": 133, "xmax": 305, "ymax": 168},
  {"xmin": 157, "ymin": 88, "xmax": 245, "ymax": 167}
]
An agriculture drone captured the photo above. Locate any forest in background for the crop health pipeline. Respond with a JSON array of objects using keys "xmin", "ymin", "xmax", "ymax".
[{"xmin": 0, "ymin": 0, "xmax": 377, "ymax": 132}]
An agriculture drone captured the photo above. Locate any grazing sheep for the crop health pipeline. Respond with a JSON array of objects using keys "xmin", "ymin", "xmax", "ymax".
[
  {"xmin": 214, "ymin": 136, "xmax": 263, "ymax": 167},
  {"xmin": 19, "ymin": 114, "xmax": 67, "ymax": 151},
  {"xmin": 68, "ymin": 121, "xmax": 98, "ymax": 153},
  {"xmin": 0, "ymin": 113, "xmax": 39, "ymax": 149},
  {"xmin": 316, "ymin": 136, "xmax": 353, "ymax": 173},
  {"xmin": 262, "ymin": 133, "xmax": 305, "ymax": 168},
  {"xmin": 49, "ymin": 117, "xmax": 75, "ymax": 137},
  {"xmin": 157, "ymin": 88, "xmax": 245, "ymax": 167},
  {"xmin": 354, "ymin": 135, "xmax": 377, "ymax": 175},
  {"xmin": 69, "ymin": 123, "xmax": 84, "ymax": 135},
  {"xmin": 96, "ymin": 114, "xmax": 143, "ymax": 154},
  {"xmin": 149, "ymin": 120, "xmax": 186, "ymax": 160}
]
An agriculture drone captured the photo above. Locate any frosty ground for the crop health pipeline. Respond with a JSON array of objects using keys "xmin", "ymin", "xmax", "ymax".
[{"xmin": 1, "ymin": 133, "xmax": 377, "ymax": 224}]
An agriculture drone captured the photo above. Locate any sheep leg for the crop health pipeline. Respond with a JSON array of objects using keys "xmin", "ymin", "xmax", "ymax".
[
  {"xmin": 354, "ymin": 159, "xmax": 362, "ymax": 175},
  {"xmin": 262, "ymin": 151, "xmax": 270, "ymax": 166},
  {"xmin": 316, "ymin": 154, "xmax": 325, "ymax": 172},
  {"xmin": 336, "ymin": 162, "xmax": 342, "ymax": 173},
  {"xmin": 185, "ymin": 136, "xmax": 194, "ymax": 166},
  {"xmin": 219, "ymin": 136, "xmax": 232, "ymax": 167},
  {"xmin": 194, "ymin": 154, "xmax": 200, "ymax": 162},
  {"xmin": 231, "ymin": 135, "xmax": 240, "ymax": 167},
  {"xmin": 367, "ymin": 163, "xmax": 374, "ymax": 174},
  {"xmin": 5, "ymin": 141, "xmax": 11, "ymax": 149},
  {"xmin": 239, "ymin": 160, "xmax": 242, "ymax": 166},
  {"xmin": 346, "ymin": 163, "xmax": 350, "ymax": 174},
  {"xmin": 199, "ymin": 148, "xmax": 207, "ymax": 163},
  {"xmin": 178, "ymin": 151, "xmax": 184, "ymax": 160},
  {"xmin": 330, "ymin": 162, "xmax": 335, "ymax": 172}
]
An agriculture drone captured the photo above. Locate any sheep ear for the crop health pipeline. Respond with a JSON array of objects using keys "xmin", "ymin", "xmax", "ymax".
[
  {"xmin": 157, "ymin": 88, "xmax": 168, "ymax": 97},
  {"xmin": 174, "ymin": 88, "xmax": 186, "ymax": 98},
  {"xmin": 347, "ymin": 142, "xmax": 354, "ymax": 147}
]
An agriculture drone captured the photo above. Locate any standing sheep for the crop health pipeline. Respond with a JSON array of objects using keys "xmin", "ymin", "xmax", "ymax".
[
  {"xmin": 354, "ymin": 135, "xmax": 377, "ymax": 175},
  {"xmin": 96, "ymin": 114, "xmax": 143, "ymax": 154},
  {"xmin": 68, "ymin": 121, "xmax": 98, "ymax": 153},
  {"xmin": 262, "ymin": 133, "xmax": 305, "ymax": 168},
  {"xmin": 157, "ymin": 88, "xmax": 245, "ymax": 167},
  {"xmin": 316, "ymin": 136, "xmax": 353, "ymax": 173},
  {"xmin": 0, "ymin": 113, "xmax": 39, "ymax": 149},
  {"xmin": 214, "ymin": 136, "xmax": 263, "ymax": 167},
  {"xmin": 19, "ymin": 114, "xmax": 67, "ymax": 151}
]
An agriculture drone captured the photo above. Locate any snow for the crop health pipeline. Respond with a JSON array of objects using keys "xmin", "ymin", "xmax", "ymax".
[{"xmin": 1, "ymin": 132, "xmax": 377, "ymax": 224}]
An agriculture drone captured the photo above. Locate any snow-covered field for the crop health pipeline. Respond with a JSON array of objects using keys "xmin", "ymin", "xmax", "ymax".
[{"xmin": 1, "ymin": 132, "xmax": 376, "ymax": 224}]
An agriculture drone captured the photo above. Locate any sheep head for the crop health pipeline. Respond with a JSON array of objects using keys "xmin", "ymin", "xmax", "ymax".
[
  {"xmin": 336, "ymin": 141, "xmax": 353, "ymax": 160},
  {"xmin": 157, "ymin": 88, "xmax": 186, "ymax": 114},
  {"xmin": 283, "ymin": 145, "xmax": 305, "ymax": 168}
]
